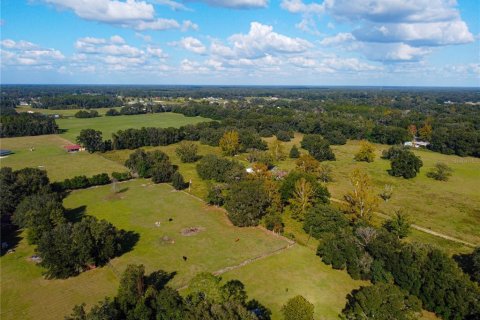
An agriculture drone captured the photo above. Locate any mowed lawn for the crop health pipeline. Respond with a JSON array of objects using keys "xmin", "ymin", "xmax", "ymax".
[
  {"xmin": 263, "ymin": 134, "xmax": 480, "ymax": 247},
  {"xmin": 0, "ymin": 135, "xmax": 125, "ymax": 181},
  {"xmin": 0, "ymin": 180, "xmax": 291, "ymax": 320},
  {"xmin": 56, "ymin": 112, "xmax": 209, "ymax": 142}
]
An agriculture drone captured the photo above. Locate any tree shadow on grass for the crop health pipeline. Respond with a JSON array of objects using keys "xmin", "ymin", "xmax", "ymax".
[
  {"xmin": 118, "ymin": 230, "xmax": 140, "ymax": 255},
  {"xmin": 117, "ymin": 187, "xmax": 129, "ymax": 194},
  {"xmin": 0, "ymin": 223, "xmax": 21, "ymax": 256},
  {"xmin": 65, "ymin": 205, "xmax": 87, "ymax": 223},
  {"xmin": 146, "ymin": 270, "xmax": 177, "ymax": 290}
]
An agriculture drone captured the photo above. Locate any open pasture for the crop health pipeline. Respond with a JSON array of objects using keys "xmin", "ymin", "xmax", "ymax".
[
  {"xmin": 0, "ymin": 135, "xmax": 125, "ymax": 181},
  {"xmin": 103, "ymin": 135, "xmax": 480, "ymax": 248},
  {"xmin": 0, "ymin": 180, "xmax": 292, "ymax": 320},
  {"xmin": 264, "ymin": 135, "xmax": 480, "ymax": 247},
  {"xmin": 56, "ymin": 112, "xmax": 210, "ymax": 142}
]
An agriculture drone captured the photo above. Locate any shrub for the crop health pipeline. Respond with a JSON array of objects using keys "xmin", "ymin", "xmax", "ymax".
[
  {"xmin": 388, "ymin": 150, "xmax": 423, "ymax": 179},
  {"xmin": 289, "ymin": 145, "xmax": 300, "ymax": 158},
  {"xmin": 111, "ymin": 171, "xmax": 132, "ymax": 181},
  {"xmin": 88, "ymin": 173, "xmax": 111, "ymax": 186},
  {"xmin": 175, "ymin": 141, "xmax": 199, "ymax": 163},
  {"xmin": 276, "ymin": 130, "xmax": 292, "ymax": 142},
  {"xmin": 206, "ymin": 184, "xmax": 227, "ymax": 206},
  {"xmin": 171, "ymin": 171, "xmax": 187, "ymax": 190},
  {"xmin": 426, "ymin": 162, "xmax": 453, "ymax": 181},
  {"xmin": 282, "ymin": 295, "xmax": 314, "ymax": 320},
  {"xmin": 151, "ymin": 161, "xmax": 175, "ymax": 183}
]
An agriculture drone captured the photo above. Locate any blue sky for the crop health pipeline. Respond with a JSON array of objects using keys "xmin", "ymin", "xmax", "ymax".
[{"xmin": 1, "ymin": 0, "xmax": 479, "ymax": 86}]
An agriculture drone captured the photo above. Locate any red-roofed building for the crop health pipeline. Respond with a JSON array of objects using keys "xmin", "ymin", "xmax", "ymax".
[{"xmin": 64, "ymin": 144, "xmax": 83, "ymax": 152}]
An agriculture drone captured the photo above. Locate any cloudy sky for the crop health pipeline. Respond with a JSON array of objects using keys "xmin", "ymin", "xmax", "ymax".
[{"xmin": 1, "ymin": 0, "xmax": 479, "ymax": 86}]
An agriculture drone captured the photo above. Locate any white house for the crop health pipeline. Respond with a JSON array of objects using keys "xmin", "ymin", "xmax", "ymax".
[{"xmin": 404, "ymin": 138, "xmax": 430, "ymax": 148}]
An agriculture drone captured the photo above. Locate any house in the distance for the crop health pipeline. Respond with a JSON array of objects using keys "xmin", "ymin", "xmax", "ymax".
[
  {"xmin": 64, "ymin": 144, "xmax": 84, "ymax": 153},
  {"xmin": 404, "ymin": 138, "xmax": 430, "ymax": 148}
]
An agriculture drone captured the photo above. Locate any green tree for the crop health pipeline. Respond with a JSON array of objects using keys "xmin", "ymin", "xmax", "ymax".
[
  {"xmin": 117, "ymin": 264, "xmax": 146, "ymax": 312},
  {"xmin": 225, "ymin": 180, "xmax": 270, "ymax": 227},
  {"xmin": 354, "ymin": 140, "xmax": 376, "ymax": 162},
  {"xmin": 276, "ymin": 130, "xmax": 292, "ymax": 142},
  {"xmin": 37, "ymin": 222, "xmax": 80, "ymax": 279},
  {"xmin": 383, "ymin": 211, "xmax": 411, "ymax": 239},
  {"xmin": 301, "ymin": 135, "xmax": 335, "ymax": 161},
  {"xmin": 175, "ymin": 141, "xmax": 199, "ymax": 163},
  {"xmin": 289, "ymin": 145, "xmax": 300, "ymax": 158},
  {"xmin": 206, "ymin": 183, "xmax": 226, "ymax": 206},
  {"xmin": 309, "ymin": 140, "xmax": 336, "ymax": 161},
  {"xmin": 426, "ymin": 162, "xmax": 453, "ymax": 181},
  {"xmin": 389, "ymin": 150, "xmax": 423, "ymax": 179},
  {"xmin": 13, "ymin": 193, "xmax": 65, "ymax": 244},
  {"xmin": 282, "ymin": 295, "xmax": 314, "ymax": 320},
  {"xmin": 341, "ymin": 283, "xmax": 422, "ymax": 320},
  {"xmin": 151, "ymin": 161, "xmax": 175, "ymax": 183},
  {"xmin": 303, "ymin": 205, "xmax": 349, "ymax": 239},
  {"xmin": 171, "ymin": 171, "xmax": 187, "ymax": 190},
  {"xmin": 76, "ymin": 129, "xmax": 105, "ymax": 153},
  {"xmin": 196, "ymin": 154, "xmax": 245, "ymax": 183},
  {"xmin": 220, "ymin": 130, "xmax": 240, "ymax": 156}
]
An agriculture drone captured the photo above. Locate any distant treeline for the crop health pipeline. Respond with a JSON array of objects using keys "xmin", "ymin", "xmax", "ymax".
[
  {"xmin": 105, "ymin": 103, "xmax": 172, "ymax": 116},
  {"xmin": 34, "ymin": 94, "xmax": 122, "ymax": 109}
]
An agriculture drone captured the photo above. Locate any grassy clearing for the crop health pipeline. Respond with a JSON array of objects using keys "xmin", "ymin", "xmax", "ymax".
[
  {"xmin": 0, "ymin": 135, "xmax": 125, "ymax": 181},
  {"xmin": 223, "ymin": 245, "xmax": 366, "ymax": 320},
  {"xmin": 56, "ymin": 112, "xmax": 209, "ymax": 142},
  {"xmin": 0, "ymin": 180, "xmax": 290, "ymax": 320}
]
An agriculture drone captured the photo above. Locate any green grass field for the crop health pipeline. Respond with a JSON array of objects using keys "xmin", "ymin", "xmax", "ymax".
[
  {"xmin": 0, "ymin": 180, "xmax": 367, "ymax": 319},
  {"xmin": 103, "ymin": 135, "xmax": 479, "ymax": 251},
  {"xmin": 262, "ymin": 135, "xmax": 480, "ymax": 248},
  {"xmin": 223, "ymin": 245, "xmax": 366, "ymax": 320},
  {"xmin": 56, "ymin": 112, "xmax": 209, "ymax": 142},
  {"xmin": 1, "ymin": 112, "xmax": 210, "ymax": 182},
  {"xmin": 0, "ymin": 135, "xmax": 126, "ymax": 181}
]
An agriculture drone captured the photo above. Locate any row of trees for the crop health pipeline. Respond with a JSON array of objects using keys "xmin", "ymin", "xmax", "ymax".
[
  {"xmin": 0, "ymin": 112, "xmax": 58, "ymax": 137},
  {"xmin": 106, "ymin": 103, "xmax": 168, "ymax": 116},
  {"xmin": 52, "ymin": 173, "xmax": 112, "ymax": 191},
  {"xmin": 74, "ymin": 110, "xmax": 99, "ymax": 118},
  {"xmin": 36, "ymin": 94, "xmax": 122, "ymax": 109}
]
